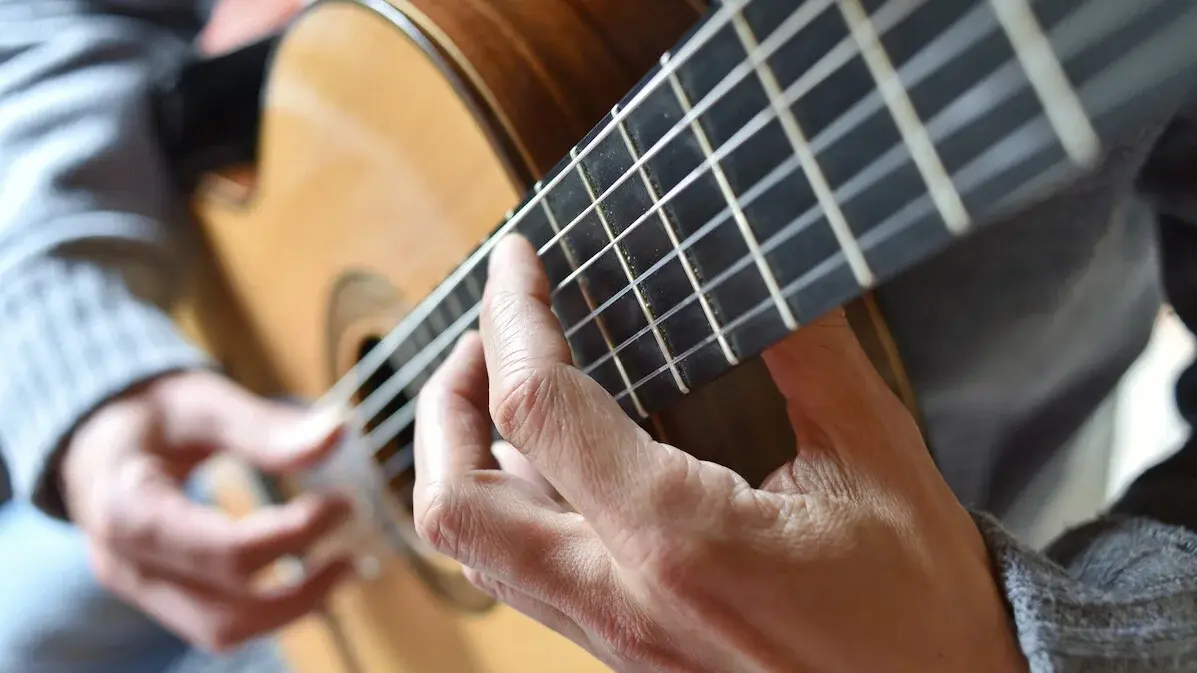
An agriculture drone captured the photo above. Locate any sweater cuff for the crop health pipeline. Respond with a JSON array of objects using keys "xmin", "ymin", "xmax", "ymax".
[
  {"xmin": 972, "ymin": 511, "xmax": 1197, "ymax": 672},
  {"xmin": 0, "ymin": 257, "xmax": 214, "ymax": 519}
]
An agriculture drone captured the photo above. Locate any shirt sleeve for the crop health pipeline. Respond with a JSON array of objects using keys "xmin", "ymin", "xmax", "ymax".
[
  {"xmin": 966, "ymin": 107, "xmax": 1197, "ymax": 672},
  {"xmin": 0, "ymin": 1, "xmax": 216, "ymax": 518},
  {"xmin": 975, "ymin": 512, "xmax": 1197, "ymax": 672}
]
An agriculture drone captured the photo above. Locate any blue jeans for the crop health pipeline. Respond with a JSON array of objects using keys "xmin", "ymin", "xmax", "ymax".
[{"xmin": 0, "ymin": 500, "xmax": 189, "ymax": 673}]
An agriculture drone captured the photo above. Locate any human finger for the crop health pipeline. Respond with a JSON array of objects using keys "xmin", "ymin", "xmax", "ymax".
[
  {"xmin": 480, "ymin": 235, "xmax": 686, "ymax": 534},
  {"xmin": 491, "ymin": 440, "xmax": 562, "ymax": 505},
  {"xmin": 414, "ymin": 332, "xmax": 498, "ymax": 492},
  {"xmin": 106, "ymin": 478, "xmax": 351, "ymax": 593},
  {"xmin": 155, "ymin": 372, "xmax": 346, "ymax": 473},
  {"xmin": 414, "ymin": 328, "xmax": 592, "ymax": 586},
  {"xmin": 93, "ymin": 548, "xmax": 352, "ymax": 652}
]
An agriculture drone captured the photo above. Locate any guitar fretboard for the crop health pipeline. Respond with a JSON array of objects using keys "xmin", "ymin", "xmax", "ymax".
[{"xmin": 348, "ymin": 0, "xmax": 1197, "ymax": 479}]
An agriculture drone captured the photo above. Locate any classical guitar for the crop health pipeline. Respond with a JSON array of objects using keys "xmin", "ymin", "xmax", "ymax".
[{"xmin": 162, "ymin": 0, "xmax": 1197, "ymax": 671}]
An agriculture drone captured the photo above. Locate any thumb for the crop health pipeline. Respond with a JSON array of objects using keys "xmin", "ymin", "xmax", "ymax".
[{"xmin": 158, "ymin": 373, "xmax": 346, "ymax": 473}]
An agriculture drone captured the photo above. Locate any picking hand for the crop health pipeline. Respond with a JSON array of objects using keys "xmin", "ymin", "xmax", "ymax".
[
  {"xmin": 413, "ymin": 235, "xmax": 1027, "ymax": 672},
  {"xmin": 60, "ymin": 371, "xmax": 353, "ymax": 651}
]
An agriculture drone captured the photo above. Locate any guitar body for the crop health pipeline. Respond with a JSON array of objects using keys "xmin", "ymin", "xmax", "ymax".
[{"xmin": 175, "ymin": 0, "xmax": 915, "ymax": 670}]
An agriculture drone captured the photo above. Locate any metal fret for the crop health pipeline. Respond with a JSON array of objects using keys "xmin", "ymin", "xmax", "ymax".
[
  {"xmin": 664, "ymin": 58, "xmax": 799, "ymax": 331},
  {"xmin": 731, "ymin": 11, "xmax": 874, "ymax": 289},
  {"xmin": 839, "ymin": 0, "xmax": 971, "ymax": 235},
  {"xmin": 569, "ymin": 147, "xmax": 689, "ymax": 393},
  {"xmin": 610, "ymin": 104, "xmax": 739, "ymax": 367},
  {"xmin": 464, "ymin": 272, "xmax": 483, "ymax": 303},
  {"xmin": 426, "ymin": 306, "xmax": 447, "ymax": 334},
  {"xmin": 989, "ymin": 0, "xmax": 1100, "ymax": 167},
  {"xmin": 538, "ymin": 181, "xmax": 649, "ymax": 417},
  {"xmin": 444, "ymin": 284, "xmax": 466, "ymax": 319}
]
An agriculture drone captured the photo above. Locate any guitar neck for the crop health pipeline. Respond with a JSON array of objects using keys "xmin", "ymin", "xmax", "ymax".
[{"xmin": 351, "ymin": 0, "xmax": 1197, "ymax": 473}]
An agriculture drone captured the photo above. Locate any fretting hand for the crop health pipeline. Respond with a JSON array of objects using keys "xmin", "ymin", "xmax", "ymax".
[
  {"xmin": 413, "ymin": 234, "xmax": 1028, "ymax": 672},
  {"xmin": 60, "ymin": 371, "xmax": 353, "ymax": 651}
]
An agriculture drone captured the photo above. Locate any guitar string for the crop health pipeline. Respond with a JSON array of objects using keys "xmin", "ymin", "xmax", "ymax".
[
  {"xmin": 362, "ymin": 0, "xmax": 1162, "ymax": 471},
  {"xmin": 558, "ymin": 0, "xmax": 982, "ymax": 340},
  {"xmin": 351, "ymin": 0, "xmax": 916, "ymax": 428},
  {"xmin": 559, "ymin": 0, "xmax": 1139, "ymax": 366},
  {"xmin": 356, "ymin": 0, "xmax": 1002, "ymax": 458},
  {"xmin": 546, "ymin": 0, "xmax": 902, "ymax": 302},
  {"xmin": 320, "ymin": 0, "xmax": 753, "ymax": 409},
  {"xmin": 598, "ymin": 0, "xmax": 1195, "ymax": 407},
  {"xmin": 327, "ymin": 0, "xmax": 869, "ymax": 417},
  {"xmin": 348, "ymin": 0, "xmax": 1162, "ymax": 473}
]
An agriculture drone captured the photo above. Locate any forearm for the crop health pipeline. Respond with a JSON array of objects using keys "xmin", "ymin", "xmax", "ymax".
[{"xmin": 0, "ymin": 1, "xmax": 213, "ymax": 516}]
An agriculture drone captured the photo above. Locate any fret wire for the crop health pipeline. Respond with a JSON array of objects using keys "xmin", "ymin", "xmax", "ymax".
[
  {"xmin": 362, "ymin": 102, "xmax": 1054, "ymax": 454},
  {"xmin": 664, "ymin": 64, "xmax": 797, "ymax": 331},
  {"xmin": 839, "ymin": 0, "xmax": 972, "ymax": 236},
  {"xmin": 569, "ymin": 147, "xmax": 689, "ymax": 394},
  {"xmin": 547, "ymin": 0, "xmax": 919, "ymax": 303},
  {"xmin": 533, "ymin": 0, "xmax": 837, "ymax": 269},
  {"xmin": 351, "ymin": 0, "xmax": 919, "ymax": 448},
  {"xmin": 730, "ymin": 10, "xmax": 875, "ymax": 289},
  {"xmin": 363, "ymin": 109, "xmax": 1059, "ymax": 456},
  {"xmin": 351, "ymin": 0, "xmax": 1168, "ymax": 455},
  {"xmin": 612, "ymin": 103, "xmax": 738, "ymax": 367},
  {"xmin": 541, "ymin": 181, "xmax": 650, "ymax": 417},
  {"xmin": 444, "ymin": 283, "xmax": 466, "ymax": 317},
  {"xmin": 464, "ymin": 272, "xmax": 483, "ymax": 302},
  {"xmin": 320, "ymin": 0, "xmax": 752, "ymax": 408},
  {"xmin": 359, "ymin": 0, "xmax": 968, "ymax": 438},
  {"xmin": 560, "ymin": 0, "xmax": 927, "ymax": 340},
  {"xmin": 426, "ymin": 306, "xmax": 447, "ymax": 333},
  {"xmin": 609, "ymin": 0, "xmax": 1164, "ymax": 397},
  {"xmin": 355, "ymin": 0, "xmax": 1176, "ymax": 460},
  {"xmin": 614, "ymin": 255, "xmax": 839, "ymax": 406},
  {"xmin": 988, "ymin": 0, "xmax": 1100, "ymax": 167},
  {"xmin": 609, "ymin": 131, "xmax": 1079, "ymax": 405},
  {"xmin": 575, "ymin": 159, "xmax": 813, "ymax": 381}
]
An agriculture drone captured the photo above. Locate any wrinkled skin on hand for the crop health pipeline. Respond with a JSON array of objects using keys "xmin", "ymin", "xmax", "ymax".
[
  {"xmin": 412, "ymin": 235, "xmax": 1027, "ymax": 673},
  {"xmin": 62, "ymin": 371, "xmax": 352, "ymax": 651}
]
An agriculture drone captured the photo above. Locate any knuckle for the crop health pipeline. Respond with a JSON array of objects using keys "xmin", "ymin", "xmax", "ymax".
[
  {"xmin": 414, "ymin": 486, "xmax": 466, "ymax": 561},
  {"xmin": 490, "ymin": 363, "xmax": 558, "ymax": 446}
]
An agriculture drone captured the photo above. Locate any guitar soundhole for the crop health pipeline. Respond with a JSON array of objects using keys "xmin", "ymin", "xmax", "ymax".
[
  {"xmin": 352, "ymin": 336, "xmax": 494, "ymax": 613},
  {"xmin": 355, "ymin": 337, "xmax": 417, "ymax": 508}
]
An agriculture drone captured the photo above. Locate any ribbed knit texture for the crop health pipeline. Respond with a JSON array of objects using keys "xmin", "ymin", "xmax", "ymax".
[
  {"xmin": 977, "ymin": 513, "xmax": 1197, "ymax": 671},
  {"xmin": 0, "ymin": 0, "xmax": 214, "ymax": 515},
  {"xmin": 0, "ymin": 257, "xmax": 211, "ymax": 517}
]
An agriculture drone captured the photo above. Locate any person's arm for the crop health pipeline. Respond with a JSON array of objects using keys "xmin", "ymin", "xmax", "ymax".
[
  {"xmin": 0, "ymin": 4, "xmax": 359, "ymax": 648},
  {"xmin": 0, "ymin": 0, "xmax": 214, "ymax": 517},
  {"xmin": 957, "ymin": 109, "xmax": 1197, "ymax": 672}
]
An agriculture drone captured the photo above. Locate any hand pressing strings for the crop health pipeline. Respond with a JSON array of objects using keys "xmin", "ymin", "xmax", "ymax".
[{"xmin": 412, "ymin": 234, "xmax": 1028, "ymax": 673}]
